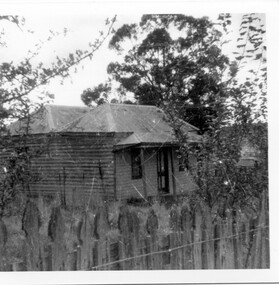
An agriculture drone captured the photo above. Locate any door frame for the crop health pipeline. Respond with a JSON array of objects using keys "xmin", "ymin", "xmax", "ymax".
[{"xmin": 157, "ymin": 148, "xmax": 170, "ymax": 194}]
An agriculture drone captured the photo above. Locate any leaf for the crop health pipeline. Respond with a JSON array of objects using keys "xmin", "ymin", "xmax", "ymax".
[{"xmin": 235, "ymin": 56, "xmax": 244, "ymax": 61}]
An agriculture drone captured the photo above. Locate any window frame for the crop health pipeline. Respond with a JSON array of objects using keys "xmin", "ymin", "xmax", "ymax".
[{"xmin": 131, "ymin": 148, "xmax": 142, "ymax": 179}]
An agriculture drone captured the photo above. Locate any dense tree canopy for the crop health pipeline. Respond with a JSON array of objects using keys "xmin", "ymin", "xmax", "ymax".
[{"xmin": 82, "ymin": 14, "xmax": 231, "ymax": 132}]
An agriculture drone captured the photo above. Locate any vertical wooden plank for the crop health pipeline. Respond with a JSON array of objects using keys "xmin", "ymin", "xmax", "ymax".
[
  {"xmin": 224, "ymin": 211, "xmax": 235, "ymax": 269},
  {"xmin": 100, "ymin": 238, "xmax": 108, "ymax": 270},
  {"xmin": 240, "ymin": 216, "xmax": 249, "ymax": 268},
  {"xmin": 252, "ymin": 194, "xmax": 266, "ymax": 269},
  {"xmin": 265, "ymin": 192, "xmax": 270, "ymax": 268},
  {"xmin": 12, "ymin": 262, "xmax": 25, "ymax": 271},
  {"xmin": 42, "ymin": 244, "xmax": 52, "ymax": 271},
  {"xmin": 145, "ymin": 236, "xmax": 152, "ymax": 269},
  {"xmin": 92, "ymin": 240, "xmax": 98, "ymax": 270},
  {"xmin": 161, "ymin": 234, "xmax": 171, "ymax": 269},
  {"xmin": 202, "ymin": 206, "xmax": 214, "ymax": 269},
  {"xmin": 214, "ymin": 218, "xmax": 221, "ymax": 269},
  {"xmin": 245, "ymin": 217, "xmax": 256, "ymax": 269},
  {"xmin": 219, "ymin": 219, "xmax": 227, "ymax": 269},
  {"xmin": 66, "ymin": 250, "xmax": 77, "ymax": 270},
  {"xmin": 193, "ymin": 204, "xmax": 202, "ymax": 269},
  {"xmin": 169, "ymin": 205, "xmax": 180, "ymax": 269},
  {"xmin": 0, "ymin": 218, "xmax": 7, "ymax": 271},
  {"xmin": 139, "ymin": 236, "xmax": 147, "ymax": 270},
  {"xmin": 118, "ymin": 236, "xmax": 126, "ymax": 270},
  {"xmin": 79, "ymin": 212, "xmax": 95, "ymax": 270},
  {"xmin": 109, "ymin": 240, "xmax": 120, "ymax": 270},
  {"xmin": 170, "ymin": 232, "xmax": 179, "ymax": 269},
  {"xmin": 76, "ymin": 246, "xmax": 81, "ymax": 270},
  {"xmin": 170, "ymin": 205, "xmax": 180, "ymax": 232},
  {"xmin": 146, "ymin": 208, "xmax": 159, "ymax": 270},
  {"xmin": 180, "ymin": 204, "xmax": 193, "ymax": 269},
  {"xmin": 177, "ymin": 232, "xmax": 183, "ymax": 269},
  {"xmin": 140, "ymin": 147, "xmax": 147, "ymax": 198},
  {"xmin": 48, "ymin": 206, "xmax": 66, "ymax": 270},
  {"xmin": 22, "ymin": 201, "xmax": 42, "ymax": 271},
  {"xmin": 232, "ymin": 208, "xmax": 243, "ymax": 269},
  {"xmin": 132, "ymin": 234, "xmax": 141, "ymax": 270}
]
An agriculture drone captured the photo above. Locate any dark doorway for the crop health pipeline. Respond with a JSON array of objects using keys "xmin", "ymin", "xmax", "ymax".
[{"xmin": 157, "ymin": 148, "xmax": 169, "ymax": 194}]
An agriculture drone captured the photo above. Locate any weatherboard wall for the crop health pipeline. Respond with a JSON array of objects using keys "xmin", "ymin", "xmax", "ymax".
[
  {"xmin": 0, "ymin": 133, "xmax": 129, "ymax": 203},
  {"xmin": 115, "ymin": 147, "xmax": 197, "ymax": 200},
  {"xmin": 115, "ymin": 148, "xmax": 159, "ymax": 199},
  {"xmin": 1, "ymin": 133, "xmax": 197, "ymax": 203}
]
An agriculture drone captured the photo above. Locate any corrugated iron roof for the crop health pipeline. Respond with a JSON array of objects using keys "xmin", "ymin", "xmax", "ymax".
[
  {"xmin": 63, "ymin": 103, "xmax": 201, "ymax": 146},
  {"xmin": 8, "ymin": 105, "xmax": 90, "ymax": 135},
  {"xmin": 8, "ymin": 103, "xmax": 201, "ymax": 145}
]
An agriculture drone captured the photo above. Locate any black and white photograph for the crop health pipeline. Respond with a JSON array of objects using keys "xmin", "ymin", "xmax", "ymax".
[{"xmin": 0, "ymin": 0, "xmax": 278, "ymax": 284}]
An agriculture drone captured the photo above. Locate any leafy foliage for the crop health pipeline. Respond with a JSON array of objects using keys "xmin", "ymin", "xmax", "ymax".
[
  {"xmin": 0, "ymin": 15, "xmax": 116, "ymax": 216},
  {"xmin": 81, "ymin": 83, "xmax": 112, "ymax": 106},
  {"xmin": 183, "ymin": 13, "xmax": 268, "ymax": 211}
]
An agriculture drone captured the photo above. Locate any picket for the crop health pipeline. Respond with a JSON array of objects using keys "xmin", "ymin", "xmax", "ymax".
[
  {"xmin": 48, "ymin": 206, "xmax": 66, "ymax": 270},
  {"xmin": 202, "ymin": 206, "xmax": 214, "ymax": 269},
  {"xmin": 180, "ymin": 204, "xmax": 194, "ymax": 269},
  {"xmin": 2, "ymin": 197, "xmax": 269, "ymax": 271},
  {"xmin": 193, "ymin": 204, "xmax": 202, "ymax": 269},
  {"xmin": 0, "ymin": 219, "xmax": 7, "ymax": 270},
  {"xmin": 22, "ymin": 201, "xmax": 42, "ymax": 270}
]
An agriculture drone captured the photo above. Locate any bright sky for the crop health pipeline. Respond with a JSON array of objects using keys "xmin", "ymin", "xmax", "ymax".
[{"xmin": 1, "ymin": 11, "xmax": 251, "ymax": 107}]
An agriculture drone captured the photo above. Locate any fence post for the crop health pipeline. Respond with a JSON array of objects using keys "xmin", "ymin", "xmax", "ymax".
[
  {"xmin": 245, "ymin": 216, "xmax": 257, "ymax": 269},
  {"xmin": 263, "ymin": 192, "xmax": 270, "ymax": 268},
  {"xmin": 180, "ymin": 204, "xmax": 193, "ymax": 269},
  {"xmin": 169, "ymin": 205, "xmax": 180, "ymax": 269},
  {"xmin": 224, "ymin": 210, "xmax": 235, "ymax": 269},
  {"xmin": 79, "ymin": 212, "xmax": 95, "ymax": 270},
  {"xmin": 118, "ymin": 205, "xmax": 131, "ymax": 270},
  {"xmin": 22, "ymin": 201, "xmax": 42, "ymax": 271},
  {"xmin": 48, "ymin": 206, "xmax": 66, "ymax": 270},
  {"xmin": 193, "ymin": 204, "xmax": 202, "ymax": 269},
  {"xmin": 130, "ymin": 210, "xmax": 141, "ymax": 269},
  {"xmin": 42, "ymin": 244, "xmax": 52, "ymax": 271},
  {"xmin": 108, "ymin": 240, "xmax": 120, "ymax": 270},
  {"xmin": 66, "ymin": 250, "xmax": 77, "ymax": 270},
  {"xmin": 202, "ymin": 205, "xmax": 214, "ymax": 269},
  {"xmin": 0, "ymin": 218, "xmax": 7, "ymax": 271},
  {"xmin": 252, "ymin": 192, "xmax": 268, "ymax": 268},
  {"xmin": 232, "ymin": 208, "xmax": 243, "ymax": 269},
  {"xmin": 139, "ymin": 236, "xmax": 148, "ymax": 270},
  {"xmin": 146, "ymin": 208, "xmax": 159, "ymax": 269},
  {"xmin": 214, "ymin": 216, "xmax": 221, "ymax": 269}
]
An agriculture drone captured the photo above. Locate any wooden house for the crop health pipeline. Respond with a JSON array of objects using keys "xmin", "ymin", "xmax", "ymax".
[{"xmin": 2, "ymin": 103, "xmax": 202, "ymax": 203}]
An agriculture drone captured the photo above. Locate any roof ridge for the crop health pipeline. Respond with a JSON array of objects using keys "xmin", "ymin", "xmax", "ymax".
[
  {"xmin": 107, "ymin": 103, "xmax": 158, "ymax": 109},
  {"xmin": 45, "ymin": 104, "xmax": 90, "ymax": 109}
]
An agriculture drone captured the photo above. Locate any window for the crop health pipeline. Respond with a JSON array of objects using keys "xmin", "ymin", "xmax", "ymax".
[{"xmin": 131, "ymin": 148, "xmax": 142, "ymax": 179}]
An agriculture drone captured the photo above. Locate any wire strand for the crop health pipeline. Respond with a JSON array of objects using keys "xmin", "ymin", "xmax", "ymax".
[{"xmin": 90, "ymin": 224, "xmax": 269, "ymax": 270}]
